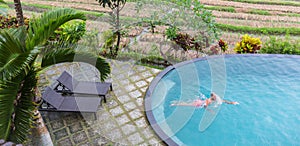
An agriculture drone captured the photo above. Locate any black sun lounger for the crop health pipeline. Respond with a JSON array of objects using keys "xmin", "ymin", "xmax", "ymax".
[
  {"xmin": 39, "ymin": 87, "xmax": 101, "ymax": 119},
  {"xmin": 54, "ymin": 71, "xmax": 112, "ymax": 103}
]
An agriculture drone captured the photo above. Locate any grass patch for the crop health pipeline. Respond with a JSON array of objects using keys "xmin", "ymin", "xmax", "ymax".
[
  {"xmin": 203, "ymin": 4, "xmax": 300, "ymax": 18},
  {"xmin": 248, "ymin": 9, "xmax": 271, "ymax": 15},
  {"xmin": 204, "ymin": 5, "xmax": 236, "ymax": 13},
  {"xmin": 223, "ymin": 0, "xmax": 300, "ymax": 7},
  {"xmin": 217, "ymin": 23, "xmax": 300, "ymax": 35}
]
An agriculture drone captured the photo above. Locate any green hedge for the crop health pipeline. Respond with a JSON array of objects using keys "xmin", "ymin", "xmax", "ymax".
[{"xmin": 217, "ymin": 23, "xmax": 300, "ymax": 35}]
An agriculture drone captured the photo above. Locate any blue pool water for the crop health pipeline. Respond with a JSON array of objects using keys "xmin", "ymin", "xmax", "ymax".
[{"xmin": 147, "ymin": 55, "xmax": 300, "ymax": 146}]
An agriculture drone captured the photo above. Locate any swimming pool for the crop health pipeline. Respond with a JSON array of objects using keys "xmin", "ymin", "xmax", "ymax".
[{"xmin": 145, "ymin": 54, "xmax": 300, "ymax": 146}]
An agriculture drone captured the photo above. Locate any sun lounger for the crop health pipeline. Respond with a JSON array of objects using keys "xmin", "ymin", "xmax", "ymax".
[
  {"xmin": 39, "ymin": 87, "xmax": 101, "ymax": 119},
  {"xmin": 54, "ymin": 71, "xmax": 112, "ymax": 103}
]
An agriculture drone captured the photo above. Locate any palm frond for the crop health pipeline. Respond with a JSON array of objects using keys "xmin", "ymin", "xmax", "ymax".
[
  {"xmin": 0, "ymin": 29, "xmax": 34, "ymax": 81},
  {"xmin": 8, "ymin": 26, "xmax": 27, "ymax": 49},
  {"xmin": 0, "ymin": 79, "xmax": 21, "ymax": 140},
  {"xmin": 9, "ymin": 70, "xmax": 36, "ymax": 143},
  {"xmin": 41, "ymin": 48, "xmax": 111, "ymax": 81},
  {"xmin": 26, "ymin": 8, "xmax": 86, "ymax": 51}
]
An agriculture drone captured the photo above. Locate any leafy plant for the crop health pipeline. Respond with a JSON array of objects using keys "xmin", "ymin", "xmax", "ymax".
[
  {"xmin": 234, "ymin": 34, "xmax": 262, "ymax": 53},
  {"xmin": 100, "ymin": 29, "xmax": 117, "ymax": 56},
  {"xmin": 218, "ymin": 39, "xmax": 228, "ymax": 52},
  {"xmin": 0, "ymin": 8, "xmax": 110, "ymax": 144},
  {"xmin": 260, "ymin": 35, "xmax": 300, "ymax": 55},
  {"xmin": 51, "ymin": 21, "xmax": 86, "ymax": 45},
  {"xmin": 165, "ymin": 26, "xmax": 178, "ymax": 40}
]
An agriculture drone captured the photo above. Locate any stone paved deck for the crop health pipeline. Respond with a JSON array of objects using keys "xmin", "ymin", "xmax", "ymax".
[{"xmin": 38, "ymin": 60, "xmax": 165, "ymax": 146}]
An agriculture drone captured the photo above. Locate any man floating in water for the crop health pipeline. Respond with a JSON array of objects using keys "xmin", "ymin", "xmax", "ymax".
[{"xmin": 170, "ymin": 92, "xmax": 239, "ymax": 108}]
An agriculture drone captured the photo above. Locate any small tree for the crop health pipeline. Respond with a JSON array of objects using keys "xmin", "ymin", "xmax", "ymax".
[{"xmin": 96, "ymin": 0, "xmax": 126, "ymax": 57}]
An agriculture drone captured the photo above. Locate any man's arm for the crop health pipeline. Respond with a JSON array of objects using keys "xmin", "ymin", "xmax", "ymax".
[{"xmin": 223, "ymin": 100, "xmax": 239, "ymax": 105}]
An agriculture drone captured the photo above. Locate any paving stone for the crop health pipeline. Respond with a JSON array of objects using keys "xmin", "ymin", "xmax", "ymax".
[
  {"xmin": 57, "ymin": 138, "xmax": 73, "ymax": 146},
  {"xmin": 146, "ymin": 77, "xmax": 154, "ymax": 83},
  {"xmin": 106, "ymin": 128, "xmax": 123, "ymax": 141},
  {"xmin": 115, "ymin": 74, "xmax": 126, "ymax": 80},
  {"xmin": 127, "ymin": 133, "xmax": 144, "ymax": 145},
  {"xmin": 117, "ymin": 95, "xmax": 131, "ymax": 103},
  {"xmin": 129, "ymin": 90, "xmax": 142, "ymax": 98},
  {"xmin": 54, "ymin": 128, "xmax": 68, "ymax": 140},
  {"xmin": 136, "ymin": 98, "xmax": 144, "ymax": 107},
  {"xmin": 87, "ymin": 128, "xmax": 100, "ymax": 138},
  {"xmin": 141, "ymin": 86, "xmax": 148, "ymax": 93},
  {"xmin": 64, "ymin": 114, "xmax": 81, "ymax": 125},
  {"xmin": 92, "ymin": 136, "xmax": 109, "ymax": 146},
  {"xmin": 96, "ymin": 111, "xmax": 111, "ymax": 122},
  {"xmin": 114, "ymin": 139, "xmax": 130, "ymax": 146},
  {"xmin": 126, "ymin": 70, "xmax": 136, "ymax": 77},
  {"xmin": 130, "ymin": 75, "xmax": 142, "ymax": 82},
  {"xmin": 107, "ymin": 99, "xmax": 119, "ymax": 108},
  {"xmin": 69, "ymin": 122, "xmax": 83, "ymax": 133},
  {"xmin": 102, "ymin": 120, "xmax": 118, "ymax": 132},
  {"xmin": 123, "ymin": 102, "xmax": 137, "ymax": 111},
  {"xmin": 129, "ymin": 109, "xmax": 143, "ymax": 120},
  {"xmin": 77, "ymin": 143, "xmax": 92, "ymax": 146},
  {"xmin": 124, "ymin": 84, "xmax": 136, "ymax": 92},
  {"xmin": 148, "ymin": 137, "xmax": 162, "ymax": 145},
  {"xmin": 135, "ymin": 118, "xmax": 147, "ymax": 128},
  {"xmin": 72, "ymin": 131, "xmax": 88, "ymax": 144},
  {"xmin": 109, "ymin": 106, "xmax": 124, "ymax": 117},
  {"xmin": 135, "ymin": 80, "xmax": 148, "ymax": 88},
  {"xmin": 142, "ymin": 127, "xmax": 155, "ymax": 139},
  {"xmin": 115, "ymin": 114, "xmax": 130, "ymax": 126},
  {"xmin": 135, "ymin": 66, "xmax": 146, "ymax": 72},
  {"xmin": 46, "ymin": 112, "xmax": 65, "ymax": 121},
  {"xmin": 113, "ymin": 89, "xmax": 124, "ymax": 97},
  {"xmin": 141, "ymin": 71, "xmax": 153, "ymax": 78},
  {"xmin": 46, "ymin": 69, "xmax": 58, "ymax": 75},
  {"xmin": 121, "ymin": 124, "xmax": 137, "ymax": 136},
  {"xmin": 50, "ymin": 120, "xmax": 65, "ymax": 131},
  {"xmin": 120, "ymin": 79, "xmax": 130, "ymax": 86}
]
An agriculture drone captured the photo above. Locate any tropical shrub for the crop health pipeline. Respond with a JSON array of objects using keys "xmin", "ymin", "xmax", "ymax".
[
  {"xmin": 53, "ymin": 21, "xmax": 86, "ymax": 45},
  {"xmin": 0, "ymin": 8, "xmax": 110, "ymax": 144},
  {"xmin": 234, "ymin": 34, "xmax": 262, "ymax": 53},
  {"xmin": 260, "ymin": 35, "xmax": 300, "ymax": 55}
]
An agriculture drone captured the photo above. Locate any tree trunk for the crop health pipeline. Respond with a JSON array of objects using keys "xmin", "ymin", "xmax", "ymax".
[
  {"xmin": 114, "ymin": 0, "xmax": 121, "ymax": 57},
  {"xmin": 13, "ymin": 0, "xmax": 24, "ymax": 26}
]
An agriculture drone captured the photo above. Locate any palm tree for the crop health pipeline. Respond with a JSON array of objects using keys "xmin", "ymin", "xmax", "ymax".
[
  {"xmin": 13, "ymin": 0, "xmax": 24, "ymax": 25},
  {"xmin": 0, "ymin": 8, "xmax": 111, "ymax": 143}
]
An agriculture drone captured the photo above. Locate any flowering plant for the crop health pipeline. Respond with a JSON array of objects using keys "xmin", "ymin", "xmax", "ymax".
[{"xmin": 234, "ymin": 34, "xmax": 262, "ymax": 53}]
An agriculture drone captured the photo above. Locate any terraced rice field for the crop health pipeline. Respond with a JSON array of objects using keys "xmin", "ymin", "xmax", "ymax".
[{"xmin": 3, "ymin": 0, "xmax": 300, "ymax": 52}]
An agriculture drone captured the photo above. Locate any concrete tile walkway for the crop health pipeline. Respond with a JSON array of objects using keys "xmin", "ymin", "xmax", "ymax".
[{"xmin": 38, "ymin": 60, "xmax": 165, "ymax": 146}]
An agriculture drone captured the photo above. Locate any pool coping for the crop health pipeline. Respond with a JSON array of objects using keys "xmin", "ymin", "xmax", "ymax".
[{"xmin": 144, "ymin": 54, "xmax": 300, "ymax": 145}]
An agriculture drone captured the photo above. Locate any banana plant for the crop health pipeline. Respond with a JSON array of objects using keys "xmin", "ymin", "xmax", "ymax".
[{"xmin": 0, "ymin": 8, "xmax": 111, "ymax": 143}]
